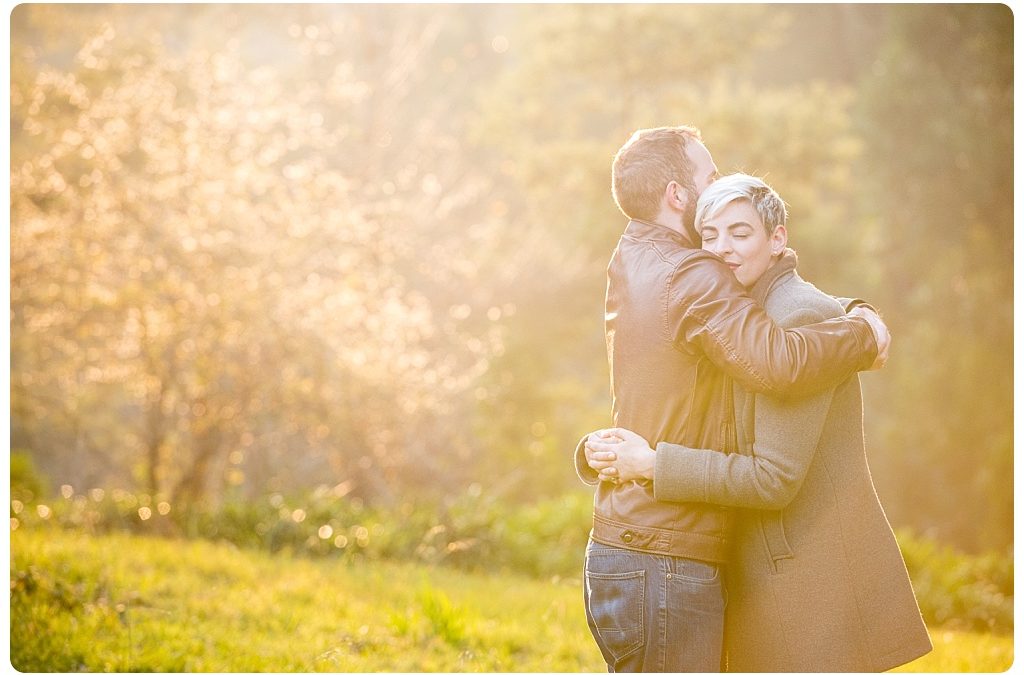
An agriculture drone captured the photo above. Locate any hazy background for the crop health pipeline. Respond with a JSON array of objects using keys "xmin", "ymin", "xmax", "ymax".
[{"xmin": 11, "ymin": 4, "xmax": 1012, "ymax": 555}]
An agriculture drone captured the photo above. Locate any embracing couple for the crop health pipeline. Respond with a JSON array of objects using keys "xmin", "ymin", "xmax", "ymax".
[{"xmin": 575, "ymin": 126, "xmax": 932, "ymax": 672}]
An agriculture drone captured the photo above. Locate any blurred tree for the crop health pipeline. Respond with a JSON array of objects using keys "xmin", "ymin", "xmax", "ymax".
[
  {"xmin": 853, "ymin": 4, "xmax": 1013, "ymax": 551},
  {"xmin": 11, "ymin": 5, "xmax": 510, "ymax": 506},
  {"xmin": 9, "ymin": 5, "xmax": 1012, "ymax": 553}
]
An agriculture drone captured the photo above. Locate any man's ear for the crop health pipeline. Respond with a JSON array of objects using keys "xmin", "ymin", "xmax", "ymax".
[
  {"xmin": 770, "ymin": 225, "xmax": 789, "ymax": 255},
  {"xmin": 666, "ymin": 181, "xmax": 687, "ymax": 210}
]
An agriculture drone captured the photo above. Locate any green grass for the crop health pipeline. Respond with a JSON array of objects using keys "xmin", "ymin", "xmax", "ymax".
[
  {"xmin": 11, "ymin": 528, "xmax": 599, "ymax": 672},
  {"xmin": 11, "ymin": 528, "xmax": 1013, "ymax": 672},
  {"xmin": 892, "ymin": 630, "xmax": 1014, "ymax": 673}
]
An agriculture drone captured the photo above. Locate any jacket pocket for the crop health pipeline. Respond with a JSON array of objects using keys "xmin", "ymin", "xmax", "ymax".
[
  {"xmin": 760, "ymin": 511, "xmax": 794, "ymax": 574},
  {"xmin": 585, "ymin": 565, "xmax": 646, "ymax": 662}
]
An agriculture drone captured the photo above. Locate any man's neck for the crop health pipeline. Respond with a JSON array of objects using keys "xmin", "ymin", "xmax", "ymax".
[
  {"xmin": 649, "ymin": 209, "xmax": 698, "ymax": 247},
  {"xmin": 651, "ymin": 210, "xmax": 685, "ymax": 236}
]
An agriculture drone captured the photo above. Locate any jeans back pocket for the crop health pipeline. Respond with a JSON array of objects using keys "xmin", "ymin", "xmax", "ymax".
[{"xmin": 585, "ymin": 567, "xmax": 645, "ymax": 662}]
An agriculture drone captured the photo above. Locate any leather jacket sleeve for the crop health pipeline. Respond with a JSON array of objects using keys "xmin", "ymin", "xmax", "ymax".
[
  {"xmin": 667, "ymin": 253, "xmax": 877, "ymax": 397},
  {"xmin": 653, "ymin": 305, "xmax": 838, "ymax": 506},
  {"xmin": 573, "ymin": 433, "xmax": 600, "ymax": 485}
]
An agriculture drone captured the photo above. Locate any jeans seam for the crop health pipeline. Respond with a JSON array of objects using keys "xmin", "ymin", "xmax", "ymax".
[{"xmin": 659, "ymin": 557, "xmax": 667, "ymax": 671}]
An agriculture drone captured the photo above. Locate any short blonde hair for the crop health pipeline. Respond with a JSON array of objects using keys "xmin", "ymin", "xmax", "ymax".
[
  {"xmin": 694, "ymin": 173, "xmax": 787, "ymax": 234},
  {"xmin": 611, "ymin": 125, "xmax": 702, "ymax": 221}
]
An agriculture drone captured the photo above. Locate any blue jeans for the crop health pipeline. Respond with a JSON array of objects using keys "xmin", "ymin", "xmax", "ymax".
[{"xmin": 584, "ymin": 539, "xmax": 725, "ymax": 673}]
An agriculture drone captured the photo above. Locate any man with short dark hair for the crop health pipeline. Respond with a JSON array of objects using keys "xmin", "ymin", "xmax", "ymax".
[{"xmin": 578, "ymin": 126, "xmax": 888, "ymax": 672}]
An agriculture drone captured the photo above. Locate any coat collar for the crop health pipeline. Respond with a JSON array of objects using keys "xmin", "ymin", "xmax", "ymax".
[
  {"xmin": 750, "ymin": 248, "xmax": 799, "ymax": 305},
  {"xmin": 624, "ymin": 219, "xmax": 700, "ymax": 249}
]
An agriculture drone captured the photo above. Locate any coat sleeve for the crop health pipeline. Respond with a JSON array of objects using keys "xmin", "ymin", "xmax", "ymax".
[
  {"xmin": 654, "ymin": 306, "xmax": 838, "ymax": 508},
  {"xmin": 835, "ymin": 296, "xmax": 878, "ymax": 314},
  {"xmin": 669, "ymin": 254, "xmax": 876, "ymax": 398},
  {"xmin": 573, "ymin": 433, "xmax": 600, "ymax": 485}
]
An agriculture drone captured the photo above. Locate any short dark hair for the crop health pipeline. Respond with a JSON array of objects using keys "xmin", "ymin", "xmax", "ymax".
[{"xmin": 611, "ymin": 125, "xmax": 702, "ymax": 221}]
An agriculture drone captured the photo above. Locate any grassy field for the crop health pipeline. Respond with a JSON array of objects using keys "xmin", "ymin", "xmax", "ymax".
[{"xmin": 10, "ymin": 528, "xmax": 1013, "ymax": 672}]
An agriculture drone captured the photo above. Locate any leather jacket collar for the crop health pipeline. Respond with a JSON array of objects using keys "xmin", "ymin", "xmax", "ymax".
[{"xmin": 625, "ymin": 219, "xmax": 700, "ymax": 249}]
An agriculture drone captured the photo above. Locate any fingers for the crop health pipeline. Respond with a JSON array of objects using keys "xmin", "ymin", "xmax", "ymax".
[
  {"xmin": 587, "ymin": 450, "xmax": 617, "ymax": 462},
  {"xmin": 875, "ymin": 321, "xmax": 891, "ymax": 351},
  {"xmin": 592, "ymin": 429, "xmax": 624, "ymax": 442},
  {"xmin": 875, "ymin": 340, "xmax": 890, "ymax": 369},
  {"xmin": 613, "ymin": 428, "xmax": 643, "ymax": 442},
  {"xmin": 872, "ymin": 326, "xmax": 891, "ymax": 369},
  {"xmin": 584, "ymin": 434, "xmax": 617, "ymax": 456},
  {"xmin": 852, "ymin": 307, "xmax": 891, "ymax": 371},
  {"xmin": 585, "ymin": 436, "xmax": 619, "ymax": 459},
  {"xmin": 586, "ymin": 451, "xmax": 616, "ymax": 471}
]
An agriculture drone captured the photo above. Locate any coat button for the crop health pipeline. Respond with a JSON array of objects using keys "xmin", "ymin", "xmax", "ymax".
[{"xmin": 621, "ymin": 531, "xmax": 634, "ymax": 543}]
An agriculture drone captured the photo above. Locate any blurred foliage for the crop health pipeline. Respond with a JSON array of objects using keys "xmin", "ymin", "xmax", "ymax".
[
  {"xmin": 9, "ymin": 480, "xmax": 592, "ymax": 580},
  {"xmin": 9, "ymin": 4, "xmax": 1012, "ymax": 556},
  {"xmin": 12, "ymin": 5, "xmax": 528, "ymax": 505},
  {"xmin": 11, "ymin": 484, "xmax": 1012, "ymax": 634},
  {"xmin": 895, "ymin": 528, "xmax": 1013, "ymax": 635},
  {"xmin": 11, "ymin": 452, "xmax": 48, "ymax": 503},
  {"xmin": 853, "ymin": 6, "xmax": 1013, "ymax": 552}
]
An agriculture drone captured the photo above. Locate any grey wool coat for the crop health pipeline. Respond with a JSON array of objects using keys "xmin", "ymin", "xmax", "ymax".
[{"xmin": 652, "ymin": 251, "xmax": 932, "ymax": 672}]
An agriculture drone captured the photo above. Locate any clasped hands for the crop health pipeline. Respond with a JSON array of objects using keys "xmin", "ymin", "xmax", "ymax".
[
  {"xmin": 584, "ymin": 428, "xmax": 657, "ymax": 484},
  {"xmin": 586, "ymin": 309, "xmax": 888, "ymax": 485}
]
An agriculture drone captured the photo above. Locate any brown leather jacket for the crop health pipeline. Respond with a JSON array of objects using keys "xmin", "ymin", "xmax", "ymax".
[{"xmin": 576, "ymin": 219, "xmax": 877, "ymax": 562}]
